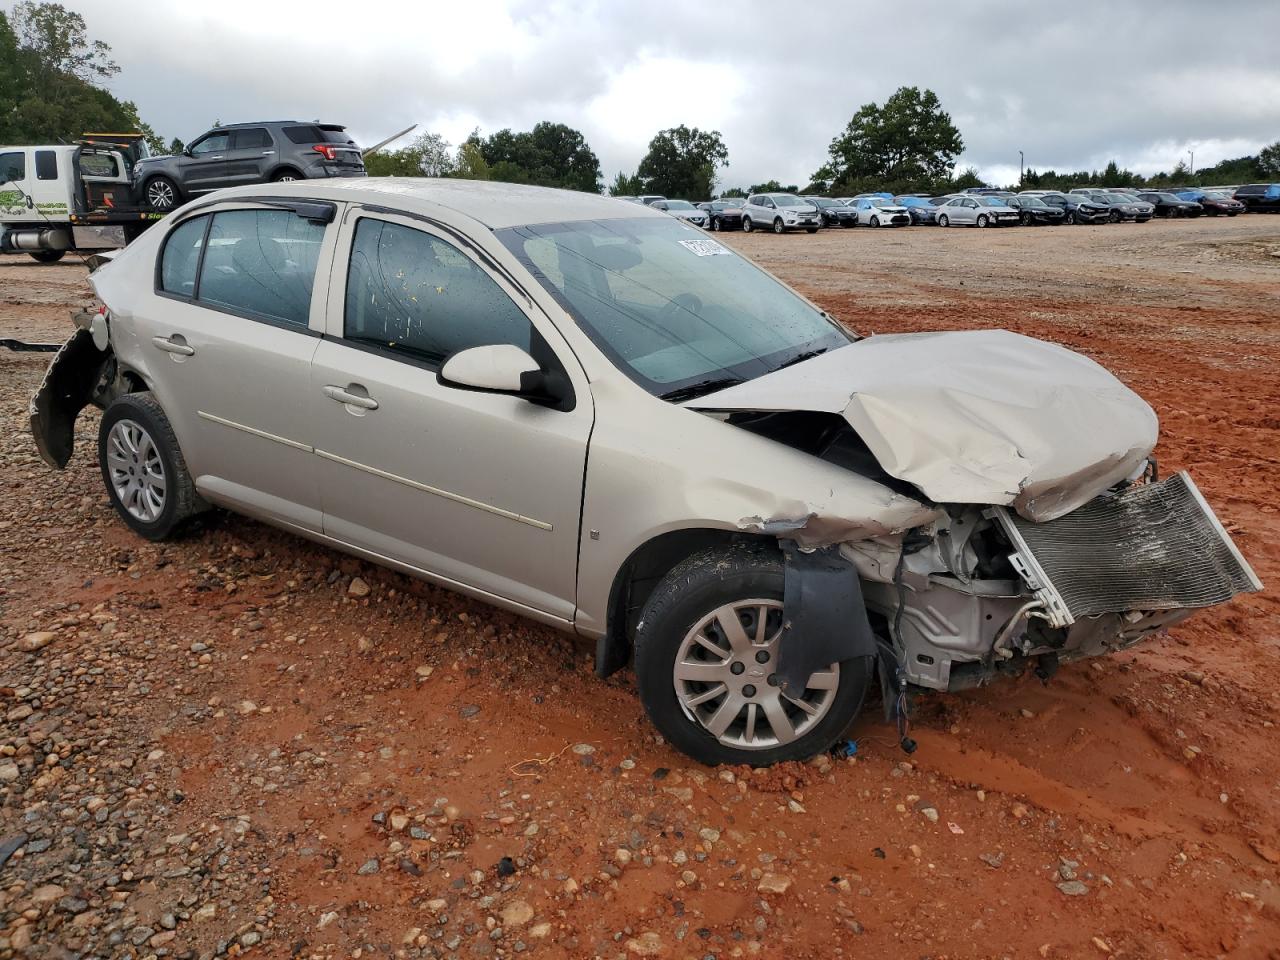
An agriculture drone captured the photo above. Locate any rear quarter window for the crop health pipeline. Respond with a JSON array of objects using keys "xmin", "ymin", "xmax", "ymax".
[
  {"xmin": 160, "ymin": 216, "xmax": 209, "ymax": 297},
  {"xmin": 197, "ymin": 210, "xmax": 325, "ymax": 327},
  {"xmin": 283, "ymin": 125, "xmax": 352, "ymax": 145}
]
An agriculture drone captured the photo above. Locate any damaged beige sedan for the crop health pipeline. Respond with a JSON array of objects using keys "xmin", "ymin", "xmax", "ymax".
[{"xmin": 31, "ymin": 180, "xmax": 1261, "ymax": 765}]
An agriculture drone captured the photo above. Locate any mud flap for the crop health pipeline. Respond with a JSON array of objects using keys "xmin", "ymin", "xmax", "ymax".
[
  {"xmin": 29, "ymin": 328, "xmax": 112, "ymax": 469},
  {"xmin": 776, "ymin": 541, "xmax": 877, "ymax": 694}
]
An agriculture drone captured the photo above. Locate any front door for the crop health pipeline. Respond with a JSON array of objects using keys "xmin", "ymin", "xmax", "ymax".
[
  {"xmin": 177, "ymin": 132, "xmax": 232, "ymax": 194},
  {"xmin": 133, "ymin": 202, "xmax": 336, "ymax": 531},
  {"xmin": 311, "ymin": 210, "xmax": 592, "ymax": 622}
]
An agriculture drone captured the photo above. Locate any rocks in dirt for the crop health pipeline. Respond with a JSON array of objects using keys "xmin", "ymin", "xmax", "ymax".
[
  {"xmin": 500, "ymin": 899, "xmax": 534, "ymax": 927},
  {"xmin": 1248, "ymin": 839, "xmax": 1280, "ymax": 864},
  {"xmin": 980, "ymin": 852, "xmax": 1006, "ymax": 869},
  {"xmin": 460, "ymin": 704, "xmax": 481, "ymax": 718},
  {"xmin": 1057, "ymin": 880, "xmax": 1089, "ymax": 896},
  {"xmin": 626, "ymin": 932, "xmax": 664, "ymax": 956},
  {"xmin": 357, "ymin": 858, "xmax": 381, "ymax": 875},
  {"xmin": 571, "ymin": 743, "xmax": 596, "ymax": 756},
  {"xmin": 17, "ymin": 630, "xmax": 56, "ymax": 652},
  {"xmin": 348, "ymin": 576, "xmax": 371, "ymax": 597},
  {"xmin": 0, "ymin": 762, "xmax": 20, "ymax": 782},
  {"xmin": 757, "ymin": 873, "xmax": 792, "ymax": 894}
]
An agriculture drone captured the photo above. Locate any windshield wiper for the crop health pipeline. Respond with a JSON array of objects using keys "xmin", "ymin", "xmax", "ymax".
[
  {"xmin": 772, "ymin": 347, "xmax": 829, "ymax": 372},
  {"xmin": 660, "ymin": 376, "xmax": 744, "ymax": 403}
]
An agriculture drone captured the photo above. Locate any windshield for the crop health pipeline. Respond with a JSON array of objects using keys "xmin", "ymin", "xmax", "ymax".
[
  {"xmin": 664, "ymin": 200, "xmax": 695, "ymax": 210},
  {"xmin": 809, "ymin": 198, "xmax": 837, "ymax": 208},
  {"xmin": 1204, "ymin": 191, "xmax": 1231, "ymax": 200},
  {"xmin": 772, "ymin": 195, "xmax": 807, "ymax": 207},
  {"xmin": 713, "ymin": 200, "xmax": 742, "ymax": 209},
  {"xmin": 1104, "ymin": 194, "xmax": 1133, "ymax": 203},
  {"xmin": 977, "ymin": 197, "xmax": 1007, "ymax": 206},
  {"xmin": 498, "ymin": 218, "xmax": 851, "ymax": 398}
]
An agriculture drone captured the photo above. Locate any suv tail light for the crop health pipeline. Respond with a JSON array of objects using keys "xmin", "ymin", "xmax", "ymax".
[{"xmin": 312, "ymin": 144, "xmax": 338, "ymax": 161}]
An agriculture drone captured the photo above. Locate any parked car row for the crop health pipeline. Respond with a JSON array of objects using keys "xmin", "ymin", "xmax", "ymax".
[{"xmin": 621, "ymin": 182, "xmax": 1276, "ymax": 234}]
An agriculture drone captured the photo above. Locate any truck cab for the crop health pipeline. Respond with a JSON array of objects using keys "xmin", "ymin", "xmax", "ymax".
[{"xmin": 0, "ymin": 141, "xmax": 153, "ymax": 263}]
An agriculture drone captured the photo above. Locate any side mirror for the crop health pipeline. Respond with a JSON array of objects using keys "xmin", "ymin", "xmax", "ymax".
[{"xmin": 438, "ymin": 344, "xmax": 571, "ymax": 409}]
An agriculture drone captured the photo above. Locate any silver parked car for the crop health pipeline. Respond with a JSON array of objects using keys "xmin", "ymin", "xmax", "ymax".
[
  {"xmin": 937, "ymin": 195, "xmax": 1021, "ymax": 227},
  {"xmin": 32, "ymin": 179, "xmax": 1260, "ymax": 766},
  {"xmin": 650, "ymin": 198, "xmax": 708, "ymax": 227},
  {"xmin": 740, "ymin": 193, "xmax": 821, "ymax": 233}
]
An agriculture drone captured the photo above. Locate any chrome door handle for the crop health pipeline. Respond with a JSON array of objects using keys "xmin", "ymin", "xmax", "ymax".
[
  {"xmin": 323, "ymin": 384, "xmax": 379, "ymax": 410},
  {"xmin": 152, "ymin": 336, "xmax": 195, "ymax": 356}
]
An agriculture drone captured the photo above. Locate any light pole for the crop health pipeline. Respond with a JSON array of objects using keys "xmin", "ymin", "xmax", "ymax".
[
  {"xmin": 1018, "ymin": 150, "xmax": 1024, "ymax": 185},
  {"xmin": 1187, "ymin": 149, "xmax": 1194, "ymax": 178}
]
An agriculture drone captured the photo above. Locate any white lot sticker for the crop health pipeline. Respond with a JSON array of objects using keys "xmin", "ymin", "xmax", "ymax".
[{"xmin": 678, "ymin": 238, "xmax": 733, "ymax": 257}]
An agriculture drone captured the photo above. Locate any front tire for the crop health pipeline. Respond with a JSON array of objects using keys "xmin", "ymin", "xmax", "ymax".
[
  {"xmin": 711, "ymin": 217, "xmax": 722, "ymax": 232},
  {"xmin": 773, "ymin": 218, "xmax": 785, "ymax": 234},
  {"xmin": 870, "ymin": 215, "xmax": 880, "ymax": 227},
  {"xmin": 29, "ymin": 249, "xmax": 66, "ymax": 263},
  {"xmin": 98, "ymin": 393, "xmax": 205, "ymax": 541},
  {"xmin": 144, "ymin": 176, "xmax": 180, "ymax": 212},
  {"xmin": 742, "ymin": 217, "xmax": 754, "ymax": 233},
  {"xmin": 976, "ymin": 214, "xmax": 990, "ymax": 228},
  {"xmin": 634, "ymin": 543, "xmax": 872, "ymax": 766}
]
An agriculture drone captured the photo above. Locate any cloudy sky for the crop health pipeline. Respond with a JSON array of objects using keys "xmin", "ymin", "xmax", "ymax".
[{"xmin": 43, "ymin": 0, "xmax": 1280, "ymax": 189}]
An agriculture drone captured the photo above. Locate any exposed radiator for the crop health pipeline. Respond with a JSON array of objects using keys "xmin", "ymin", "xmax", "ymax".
[{"xmin": 994, "ymin": 472, "xmax": 1262, "ymax": 627}]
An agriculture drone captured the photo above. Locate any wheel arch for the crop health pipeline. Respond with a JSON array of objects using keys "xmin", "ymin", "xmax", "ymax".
[{"xmin": 595, "ymin": 527, "xmax": 779, "ymax": 678}]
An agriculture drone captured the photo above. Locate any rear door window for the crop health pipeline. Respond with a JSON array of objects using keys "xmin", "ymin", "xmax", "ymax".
[
  {"xmin": 344, "ymin": 218, "xmax": 532, "ymax": 366},
  {"xmin": 232, "ymin": 128, "xmax": 272, "ymax": 150},
  {"xmin": 34, "ymin": 150, "xmax": 58, "ymax": 180},
  {"xmin": 282, "ymin": 125, "xmax": 350, "ymax": 145},
  {"xmin": 197, "ymin": 210, "xmax": 325, "ymax": 326}
]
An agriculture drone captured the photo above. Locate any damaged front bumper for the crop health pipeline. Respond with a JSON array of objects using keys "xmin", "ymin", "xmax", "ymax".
[{"xmin": 855, "ymin": 471, "xmax": 1261, "ymax": 691}]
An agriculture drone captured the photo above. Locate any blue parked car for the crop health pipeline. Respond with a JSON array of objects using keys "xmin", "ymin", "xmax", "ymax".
[{"xmin": 894, "ymin": 196, "xmax": 939, "ymax": 224}]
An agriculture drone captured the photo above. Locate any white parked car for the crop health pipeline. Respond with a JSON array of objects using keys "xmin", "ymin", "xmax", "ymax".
[
  {"xmin": 936, "ymin": 195, "xmax": 1021, "ymax": 227},
  {"xmin": 32, "ymin": 179, "xmax": 1260, "ymax": 766},
  {"xmin": 650, "ymin": 198, "xmax": 708, "ymax": 227},
  {"xmin": 740, "ymin": 193, "xmax": 820, "ymax": 233},
  {"xmin": 848, "ymin": 197, "xmax": 911, "ymax": 227}
]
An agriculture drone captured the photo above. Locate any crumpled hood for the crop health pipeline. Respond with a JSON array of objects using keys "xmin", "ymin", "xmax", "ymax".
[{"xmin": 687, "ymin": 330, "xmax": 1159, "ymax": 522}]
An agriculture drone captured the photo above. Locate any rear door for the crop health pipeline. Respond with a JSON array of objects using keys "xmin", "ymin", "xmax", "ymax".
[
  {"xmin": 177, "ymin": 132, "xmax": 232, "ymax": 194},
  {"xmin": 132, "ymin": 201, "xmax": 338, "ymax": 531},
  {"xmin": 310, "ymin": 209, "xmax": 593, "ymax": 622},
  {"xmin": 224, "ymin": 127, "xmax": 275, "ymax": 187}
]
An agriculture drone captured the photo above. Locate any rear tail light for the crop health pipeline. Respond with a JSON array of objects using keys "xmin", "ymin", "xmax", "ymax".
[{"xmin": 312, "ymin": 144, "xmax": 338, "ymax": 161}]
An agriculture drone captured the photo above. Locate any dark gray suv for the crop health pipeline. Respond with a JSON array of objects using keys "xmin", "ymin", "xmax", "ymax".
[{"xmin": 133, "ymin": 121, "xmax": 366, "ymax": 212}]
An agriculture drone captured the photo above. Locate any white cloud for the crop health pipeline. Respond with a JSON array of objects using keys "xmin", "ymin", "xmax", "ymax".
[{"xmin": 30, "ymin": 0, "xmax": 1280, "ymax": 191}]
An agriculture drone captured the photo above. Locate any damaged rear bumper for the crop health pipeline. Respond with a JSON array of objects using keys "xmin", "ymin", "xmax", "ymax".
[{"xmin": 29, "ymin": 327, "xmax": 115, "ymax": 469}]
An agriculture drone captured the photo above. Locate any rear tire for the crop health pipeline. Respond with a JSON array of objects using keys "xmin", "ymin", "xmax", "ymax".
[
  {"xmin": 98, "ymin": 393, "xmax": 206, "ymax": 542},
  {"xmin": 28, "ymin": 249, "xmax": 66, "ymax": 263},
  {"xmin": 938, "ymin": 214, "xmax": 949, "ymax": 227},
  {"xmin": 271, "ymin": 169, "xmax": 302, "ymax": 182},
  {"xmin": 634, "ymin": 543, "xmax": 872, "ymax": 766}
]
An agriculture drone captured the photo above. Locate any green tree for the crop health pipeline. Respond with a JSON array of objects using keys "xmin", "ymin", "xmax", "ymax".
[
  {"xmin": 637, "ymin": 125, "xmax": 729, "ymax": 199},
  {"xmin": 10, "ymin": 1, "xmax": 117, "ymax": 85},
  {"xmin": 364, "ymin": 130, "xmax": 456, "ymax": 178},
  {"xmin": 719, "ymin": 186, "xmax": 746, "ymax": 198},
  {"xmin": 166, "ymin": 137, "xmax": 185, "ymax": 155},
  {"xmin": 473, "ymin": 122, "xmax": 602, "ymax": 192},
  {"xmin": 0, "ymin": 3, "xmax": 164, "ymax": 147},
  {"xmin": 452, "ymin": 134, "xmax": 492, "ymax": 181},
  {"xmin": 821, "ymin": 86, "xmax": 963, "ymax": 194},
  {"xmin": 1259, "ymin": 141, "xmax": 1280, "ymax": 177},
  {"xmin": 608, "ymin": 171, "xmax": 644, "ymax": 196},
  {"xmin": 747, "ymin": 180, "xmax": 797, "ymax": 194},
  {"xmin": 948, "ymin": 166, "xmax": 984, "ymax": 191}
]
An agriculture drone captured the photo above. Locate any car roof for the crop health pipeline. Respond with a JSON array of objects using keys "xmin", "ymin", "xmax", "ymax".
[
  {"xmin": 209, "ymin": 120, "xmax": 346, "ymax": 130},
  {"xmin": 202, "ymin": 177, "xmax": 668, "ymax": 230}
]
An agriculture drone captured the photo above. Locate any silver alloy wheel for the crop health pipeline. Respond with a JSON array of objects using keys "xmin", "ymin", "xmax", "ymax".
[
  {"xmin": 938, "ymin": 214, "xmax": 948, "ymax": 227},
  {"xmin": 977, "ymin": 214, "xmax": 989, "ymax": 227},
  {"xmin": 673, "ymin": 598, "xmax": 840, "ymax": 750},
  {"xmin": 146, "ymin": 179, "xmax": 175, "ymax": 209},
  {"xmin": 276, "ymin": 174, "xmax": 297, "ymax": 181},
  {"xmin": 106, "ymin": 419, "xmax": 166, "ymax": 523}
]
